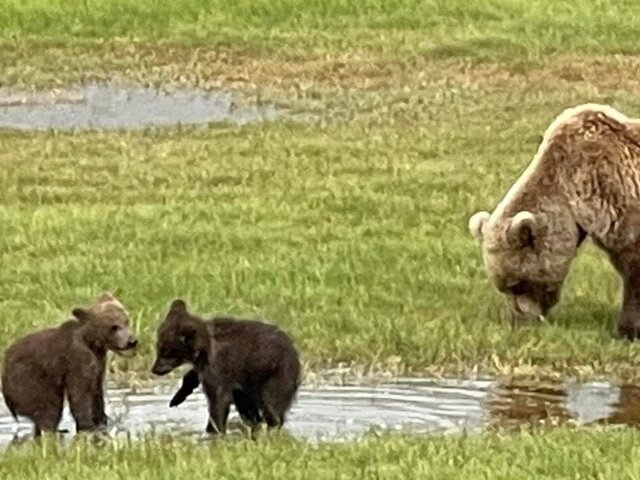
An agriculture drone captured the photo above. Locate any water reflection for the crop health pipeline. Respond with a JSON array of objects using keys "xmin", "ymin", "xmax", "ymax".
[{"xmin": 0, "ymin": 376, "xmax": 639, "ymax": 446}]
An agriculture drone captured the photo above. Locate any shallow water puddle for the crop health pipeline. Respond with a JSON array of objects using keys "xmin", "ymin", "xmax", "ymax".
[
  {"xmin": 0, "ymin": 84, "xmax": 282, "ymax": 131},
  {"xmin": 0, "ymin": 377, "xmax": 638, "ymax": 445}
]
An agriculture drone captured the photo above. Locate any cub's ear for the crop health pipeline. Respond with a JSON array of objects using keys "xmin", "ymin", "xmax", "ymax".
[
  {"xmin": 97, "ymin": 292, "xmax": 115, "ymax": 303},
  {"xmin": 468, "ymin": 211, "xmax": 490, "ymax": 241},
  {"xmin": 72, "ymin": 307, "xmax": 91, "ymax": 323},
  {"xmin": 507, "ymin": 211, "xmax": 538, "ymax": 249},
  {"xmin": 169, "ymin": 299, "xmax": 187, "ymax": 314}
]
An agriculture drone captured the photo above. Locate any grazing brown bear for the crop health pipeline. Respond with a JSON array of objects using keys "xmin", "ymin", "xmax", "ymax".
[
  {"xmin": 1, "ymin": 293, "xmax": 138, "ymax": 437},
  {"xmin": 151, "ymin": 299, "xmax": 301, "ymax": 434},
  {"xmin": 469, "ymin": 103, "xmax": 640, "ymax": 339}
]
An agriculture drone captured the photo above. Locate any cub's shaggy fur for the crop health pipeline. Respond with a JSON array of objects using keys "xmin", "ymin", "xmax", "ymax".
[
  {"xmin": 151, "ymin": 299, "xmax": 301, "ymax": 434},
  {"xmin": 2, "ymin": 293, "xmax": 138, "ymax": 436}
]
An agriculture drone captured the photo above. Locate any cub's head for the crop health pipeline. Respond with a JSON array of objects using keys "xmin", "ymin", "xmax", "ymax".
[
  {"xmin": 72, "ymin": 292, "xmax": 138, "ymax": 356},
  {"xmin": 469, "ymin": 209, "xmax": 581, "ymax": 324},
  {"xmin": 151, "ymin": 299, "xmax": 208, "ymax": 376}
]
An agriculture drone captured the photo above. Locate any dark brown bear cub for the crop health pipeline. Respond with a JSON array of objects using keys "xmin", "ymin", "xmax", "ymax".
[
  {"xmin": 1, "ymin": 293, "xmax": 138, "ymax": 437},
  {"xmin": 151, "ymin": 299, "xmax": 301, "ymax": 434}
]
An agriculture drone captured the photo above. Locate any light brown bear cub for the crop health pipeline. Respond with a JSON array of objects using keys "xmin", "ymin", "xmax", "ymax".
[
  {"xmin": 469, "ymin": 103, "xmax": 640, "ymax": 338},
  {"xmin": 1, "ymin": 293, "xmax": 138, "ymax": 437}
]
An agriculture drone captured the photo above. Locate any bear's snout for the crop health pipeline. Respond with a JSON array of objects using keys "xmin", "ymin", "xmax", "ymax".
[
  {"xmin": 120, "ymin": 336, "xmax": 138, "ymax": 357},
  {"xmin": 111, "ymin": 330, "xmax": 138, "ymax": 357}
]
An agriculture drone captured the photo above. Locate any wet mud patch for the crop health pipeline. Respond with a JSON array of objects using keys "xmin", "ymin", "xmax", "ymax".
[
  {"xmin": 0, "ymin": 376, "xmax": 638, "ymax": 446},
  {"xmin": 0, "ymin": 84, "xmax": 286, "ymax": 131}
]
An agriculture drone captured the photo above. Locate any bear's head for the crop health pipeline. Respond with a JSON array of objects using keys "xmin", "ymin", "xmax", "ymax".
[
  {"xmin": 469, "ymin": 207, "xmax": 582, "ymax": 324},
  {"xmin": 151, "ymin": 299, "xmax": 209, "ymax": 376},
  {"xmin": 72, "ymin": 292, "xmax": 138, "ymax": 356}
]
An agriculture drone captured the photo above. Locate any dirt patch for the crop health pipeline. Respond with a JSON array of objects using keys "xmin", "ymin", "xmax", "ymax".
[{"xmin": 7, "ymin": 41, "xmax": 640, "ymax": 93}]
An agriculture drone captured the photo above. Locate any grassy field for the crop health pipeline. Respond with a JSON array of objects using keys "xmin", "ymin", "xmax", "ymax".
[
  {"xmin": 3, "ymin": 0, "xmax": 640, "ymax": 60},
  {"xmin": 4, "ymin": 1, "xmax": 640, "ymax": 479},
  {"xmin": 0, "ymin": 427, "xmax": 638, "ymax": 479},
  {"xmin": 2, "ymin": 0, "xmax": 640, "ymax": 385}
]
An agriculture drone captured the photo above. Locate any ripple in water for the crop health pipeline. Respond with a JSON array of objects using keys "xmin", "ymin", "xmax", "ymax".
[{"xmin": 0, "ymin": 377, "xmax": 638, "ymax": 446}]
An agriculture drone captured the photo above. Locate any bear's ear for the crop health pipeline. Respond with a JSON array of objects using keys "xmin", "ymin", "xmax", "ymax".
[
  {"xmin": 507, "ymin": 211, "xmax": 538, "ymax": 249},
  {"xmin": 468, "ymin": 211, "xmax": 490, "ymax": 241},
  {"xmin": 72, "ymin": 307, "xmax": 91, "ymax": 324},
  {"xmin": 97, "ymin": 292, "xmax": 115, "ymax": 303},
  {"xmin": 595, "ymin": 111, "xmax": 626, "ymax": 132},
  {"xmin": 169, "ymin": 299, "xmax": 187, "ymax": 314}
]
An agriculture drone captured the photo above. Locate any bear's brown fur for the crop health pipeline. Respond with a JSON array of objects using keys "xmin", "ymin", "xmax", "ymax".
[
  {"xmin": 1, "ymin": 293, "xmax": 138, "ymax": 437},
  {"xmin": 469, "ymin": 103, "xmax": 640, "ymax": 338},
  {"xmin": 151, "ymin": 299, "xmax": 301, "ymax": 434}
]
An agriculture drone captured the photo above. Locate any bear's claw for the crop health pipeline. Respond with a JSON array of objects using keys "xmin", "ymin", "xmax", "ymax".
[{"xmin": 169, "ymin": 393, "xmax": 186, "ymax": 408}]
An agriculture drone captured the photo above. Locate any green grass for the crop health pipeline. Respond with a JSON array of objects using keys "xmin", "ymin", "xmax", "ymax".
[
  {"xmin": 1, "ymin": 82, "xmax": 640, "ymax": 381},
  {"xmin": 2, "ymin": 0, "xmax": 640, "ymax": 382},
  {"xmin": 3, "ymin": 2, "xmax": 640, "ymax": 479},
  {"xmin": 1, "ymin": 428, "xmax": 639, "ymax": 479},
  {"xmin": 3, "ymin": 0, "xmax": 640, "ymax": 61}
]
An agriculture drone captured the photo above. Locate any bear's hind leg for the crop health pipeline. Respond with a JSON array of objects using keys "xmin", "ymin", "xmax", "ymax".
[
  {"xmin": 259, "ymin": 375, "xmax": 298, "ymax": 429},
  {"xmin": 233, "ymin": 389, "xmax": 262, "ymax": 425},
  {"xmin": 617, "ymin": 254, "xmax": 640, "ymax": 340},
  {"xmin": 31, "ymin": 404, "xmax": 63, "ymax": 438}
]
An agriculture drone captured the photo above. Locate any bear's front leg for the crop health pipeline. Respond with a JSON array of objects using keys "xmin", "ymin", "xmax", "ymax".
[
  {"xmin": 170, "ymin": 369, "xmax": 200, "ymax": 408},
  {"xmin": 92, "ymin": 381, "xmax": 108, "ymax": 427},
  {"xmin": 204, "ymin": 386, "xmax": 232, "ymax": 435},
  {"xmin": 67, "ymin": 373, "xmax": 105, "ymax": 432},
  {"xmin": 617, "ymin": 255, "xmax": 640, "ymax": 340}
]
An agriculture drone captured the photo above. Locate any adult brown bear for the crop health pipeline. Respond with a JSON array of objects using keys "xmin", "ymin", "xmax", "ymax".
[{"xmin": 469, "ymin": 103, "xmax": 640, "ymax": 339}]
